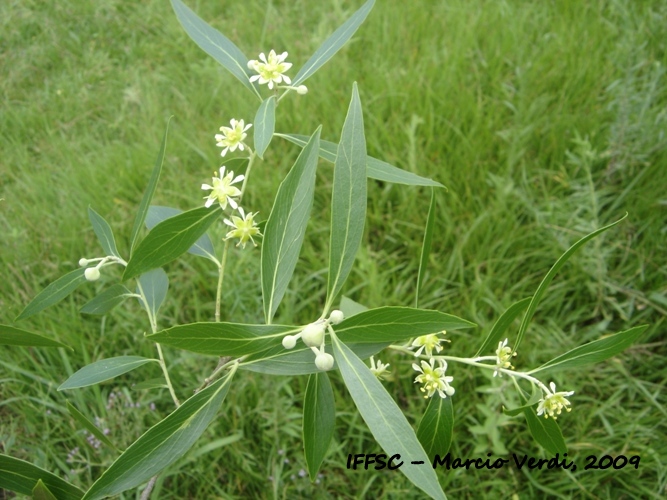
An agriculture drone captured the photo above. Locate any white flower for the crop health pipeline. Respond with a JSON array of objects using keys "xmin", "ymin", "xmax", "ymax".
[
  {"xmin": 215, "ymin": 119, "xmax": 252, "ymax": 157},
  {"xmin": 536, "ymin": 382, "xmax": 574, "ymax": 419},
  {"xmin": 223, "ymin": 206, "xmax": 262, "ymax": 248},
  {"xmin": 412, "ymin": 358, "xmax": 455, "ymax": 399},
  {"xmin": 248, "ymin": 50, "xmax": 293, "ymax": 90},
  {"xmin": 202, "ymin": 166, "xmax": 244, "ymax": 210},
  {"xmin": 411, "ymin": 332, "xmax": 448, "ymax": 358},
  {"xmin": 493, "ymin": 338, "xmax": 517, "ymax": 377},
  {"xmin": 369, "ymin": 356, "xmax": 391, "ymax": 381}
]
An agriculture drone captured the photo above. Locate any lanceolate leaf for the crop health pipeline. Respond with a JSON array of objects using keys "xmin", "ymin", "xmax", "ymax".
[
  {"xmin": 80, "ymin": 284, "xmax": 133, "ymax": 315},
  {"xmin": 523, "ymin": 406, "xmax": 567, "ymax": 456},
  {"xmin": 66, "ymin": 401, "xmax": 119, "ymax": 451},
  {"xmin": 276, "ymin": 133, "xmax": 444, "ymax": 187},
  {"xmin": 416, "ymin": 189, "xmax": 436, "ymax": 308},
  {"xmin": 292, "ymin": 0, "xmax": 375, "ymax": 86},
  {"xmin": 58, "ymin": 356, "xmax": 157, "ymax": 391},
  {"xmin": 16, "ymin": 268, "xmax": 87, "ymax": 321},
  {"xmin": 123, "ymin": 206, "xmax": 221, "ymax": 281},
  {"xmin": 88, "ymin": 206, "xmax": 121, "ymax": 258},
  {"xmin": 0, "ymin": 454, "xmax": 84, "ymax": 499},
  {"xmin": 146, "ymin": 206, "xmax": 217, "ymax": 261},
  {"xmin": 32, "ymin": 479, "xmax": 58, "ymax": 500},
  {"xmin": 253, "ymin": 96, "xmax": 276, "ymax": 159},
  {"xmin": 130, "ymin": 118, "xmax": 171, "ymax": 253},
  {"xmin": 339, "ymin": 295, "xmax": 368, "ymax": 317},
  {"xmin": 326, "ymin": 83, "xmax": 367, "ymax": 311},
  {"xmin": 417, "ymin": 395, "xmax": 454, "ymax": 461},
  {"xmin": 262, "ymin": 127, "xmax": 321, "ymax": 323},
  {"xmin": 303, "ymin": 373, "xmax": 335, "ymax": 480},
  {"xmin": 530, "ymin": 324, "xmax": 649, "ymax": 375},
  {"xmin": 474, "ymin": 297, "xmax": 531, "ymax": 357},
  {"xmin": 0, "ymin": 324, "xmax": 71, "ymax": 349},
  {"xmin": 137, "ymin": 268, "xmax": 169, "ymax": 319},
  {"xmin": 171, "ymin": 0, "xmax": 261, "ymax": 100},
  {"xmin": 330, "ymin": 331, "xmax": 447, "ymax": 500},
  {"xmin": 83, "ymin": 373, "xmax": 234, "ymax": 500},
  {"xmin": 514, "ymin": 214, "xmax": 628, "ymax": 352}
]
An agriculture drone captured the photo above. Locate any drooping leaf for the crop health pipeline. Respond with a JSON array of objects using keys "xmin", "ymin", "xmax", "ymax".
[
  {"xmin": 66, "ymin": 401, "xmax": 119, "ymax": 451},
  {"xmin": 170, "ymin": 0, "xmax": 261, "ymax": 100},
  {"xmin": 0, "ymin": 324, "xmax": 70, "ymax": 349},
  {"xmin": 82, "ymin": 373, "xmax": 234, "ymax": 499},
  {"xmin": 276, "ymin": 133, "xmax": 444, "ymax": 187},
  {"xmin": 292, "ymin": 0, "xmax": 375, "ymax": 86},
  {"xmin": 15, "ymin": 268, "xmax": 87, "ymax": 321},
  {"xmin": 80, "ymin": 284, "xmax": 133, "ymax": 315},
  {"xmin": 136, "ymin": 268, "xmax": 169, "ymax": 319},
  {"xmin": 474, "ymin": 297, "xmax": 531, "ymax": 357},
  {"xmin": 253, "ymin": 96, "xmax": 276, "ymax": 159},
  {"xmin": 123, "ymin": 206, "xmax": 221, "ymax": 281},
  {"xmin": 303, "ymin": 373, "xmax": 335, "ymax": 480},
  {"xmin": 0, "ymin": 454, "xmax": 84, "ymax": 499},
  {"xmin": 330, "ymin": 331, "xmax": 447, "ymax": 500},
  {"xmin": 326, "ymin": 83, "xmax": 367, "ymax": 311},
  {"xmin": 530, "ymin": 324, "xmax": 649, "ymax": 374},
  {"xmin": 88, "ymin": 206, "xmax": 121, "ymax": 258},
  {"xmin": 146, "ymin": 206, "xmax": 217, "ymax": 262},
  {"xmin": 416, "ymin": 188, "xmax": 436, "ymax": 308},
  {"xmin": 262, "ymin": 127, "xmax": 321, "ymax": 323},
  {"xmin": 417, "ymin": 395, "xmax": 454, "ymax": 461},
  {"xmin": 32, "ymin": 479, "xmax": 58, "ymax": 500},
  {"xmin": 58, "ymin": 356, "xmax": 157, "ymax": 391},
  {"xmin": 130, "ymin": 118, "xmax": 171, "ymax": 253}
]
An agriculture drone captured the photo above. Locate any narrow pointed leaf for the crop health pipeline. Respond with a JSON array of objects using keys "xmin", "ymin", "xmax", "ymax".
[
  {"xmin": 474, "ymin": 297, "xmax": 531, "ymax": 357},
  {"xmin": 0, "ymin": 454, "xmax": 84, "ymax": 499},
  {"xmin": 326, "ymin": 83, "xmax": 367, "ymax": 309},
  {"xmin": 16, "ymin": 268, "xmax": 87, "ymax": 321},
  {"xmin": 0, "ymin": 324, "xmax": 70, "ymax": 349},
  {"xmin": 171, "ymin": 0, "xmax": 261, "ymax": 100},
  {"xmin": 253, "ymin": 96, "xmax": 276, "ymax": 159},
  {"xmin": 515, "ymin": 214, "xmax": 628, "ymax": 352},
  {"xmin": 88, "ymin": 206, "xmax": 121, "ymax": 258},
  {"xmin": 124, "ymin": 206, "xmax": 221, "ymax": 281},
  {"xmin": 417, "ymin": 395, "xmax": 454, "ymax": 461},
  {"xmin": 58, "ymin": 356, "xmax": 157, "ymax": 391},
  {"xmin": 292, "ymin": 0, "xmax": 375, "ymax": 86},
  {"xmin": 130, "ymin": 118, "xmax": 171, "ymax": 253},
  {"xmin": 262, "ymin": 127, "xmax": 321, "ymax": 323},
  {"xmin": 531, "ymin": 324, "xmax": 648, "ymax": 374},
  {"xmin": 83, "ymin": 373, "xmax": 234, "ymax": 499},
  {"xmin": 66, "ymin": 401, "xmax": 119, "ymax": 451},
  {"xmin": 303, "ymin": 373, "xmax": 335, "ymax": 480},
  {"xmin": 276, "ymin": 133, "xmax": 444, "ymax": 187},
  {"xmin": 416, "ymin": 189, "xmax": 436, "ymax": 308},
  {"xmin": 523, "ymin": 406, "xmax": 567, "ymax": 456},
  {"xmin": 80, "ymin": 284, "xmax": 133, "ymax": 315},
  {"xmin": 137, "ymin": 268, "xmax": 169, "ymax": 319},
  {"xmin": 33, "ymin": 479, "xmax": 58, "ymax": 500},
  {"xmin": 146, "ymin": 206, "xmax": 217, "ymax": 261},
  {"xmin": 339, "ymin": 295, "xmax": 368, "ymax": 317},
  {"xmin": 330, "ymin": 331, "xmax": 447, "ymax": 500}
]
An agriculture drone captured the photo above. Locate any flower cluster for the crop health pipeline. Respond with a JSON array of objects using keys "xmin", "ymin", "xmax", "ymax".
[
  {"xmin": 493, "ymin": 338, "xmax": 517, "ymax": 377},
  {"xmin": 536, "ymin": 382, "xmax": 574, "ymax": 419},
  {"xmin": 409, "ymin": 332, "xmax": 455, "ymax": 399},
  {"xmin": 282, "ymin": 310, "xmax": 345, "ymax": 371}
]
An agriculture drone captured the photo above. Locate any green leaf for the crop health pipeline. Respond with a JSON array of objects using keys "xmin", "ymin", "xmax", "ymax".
[
  {"xmin": 123, "ymin": 206, "xmax": 221, "ymax": 281},
  {"xmin": 130, "ymin": 118, "xmax": 171, "ymax": 253},
  {"xmin": 16, "ymin": 268, "xmax": 87, "ymax": 321},
  {"xmin": 147, "ymin": 323, "xmax": 299, "ymax": 357},
  {"xmin": 515, "ymin": 214, "xmax": 628, "ymax": 352},
  {"xmin": 131, "ymin": 378, "xmax": 169, "ymax": 391},
  {"xmin": 276, "ymin": 133, "xmax": 444, "ymax": 187},
  {"xmin": 82, "ymin": 373, "xmax": 234, "ymax": 500},
  {"xmin": 339, "ymin": 295, "xmax": 368, "ymax": 317},
  {"xmin": 523, "ymin": 406, "xmax": 567, "ymax": 456},
  {"xmin": 0, "ymin": 454, "xmax": 84, "ymax": 499},
  {"xmin": 66, "ymin": 401, "xmax": 119, "ymax": 451},
  {"xmin": 32, "ymin": 479, "xmax": 58, "ymax": 500},
  {"xmin": 80, "ymin": 284, "xmax": 133, "ymax": 315},
  {"xmin": 531, "ymin": 325, "xmax": 649, "ymax": 375},
  {"xmin": 292, "ymin": 0, "xmax": 375, "ymax": 86},
  {"xmin": 262, "ymin": 127, "xmax": 321, "ymax": 323},
  {"xmin": 474, "ymin": 297, "xmax": 531, "ymax": 357},
  {"xmin": 170, "ymin": 0, "xmax": 261, "ymax": 100},
  {"xmin": 416, "ymin": 189, "xmax": 436, "ymax": 308},
  {"xmin": 326, "ymin": 83, "xmax": 367, "ymax": 310},
  {"xmin": 137, "ymin": 268, "xmax": 169, "ymax": 319},
  {"xmin": 303, "ymin": 373, "xmax": 335, "ymax": 480},
  {"xmin": 417, "ymin": 395, "xmax": 454, "ymax": 461},
  {"xmin": 58, "ymin": 356, "xmax": 157, "ymax": 391},
  {"xmin": 253, "ymin": 96, "xmax": 276, "ymax": 159},
  {"xmin": 146, "ymin": 206, "xmax": 217, "ymax": 262},
  {"xmin": 0, "ymin": 324, "xmax": 70, "ymax": 349},
  {"xmin": 88, "ymin": 206, "xmax": 121, "ymax": 258},
  {"xmin": 503, "ymin": 385, "xmax": 542, "ymax": 417},
  {"xmin": 329, "ymin": 331, "xmax": 446, "ymax": 500}
]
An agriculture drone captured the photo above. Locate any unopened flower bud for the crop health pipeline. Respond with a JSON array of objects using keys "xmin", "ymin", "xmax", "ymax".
[
  {"xmin": 296, "ymin": 85, "xmax": 308, "ymax": 95},
  {"xmin": 301, "ymin": 323, "xmax": 325, "ymax": 347},
  {"xmin": 79, "ymin": 258, "xmax": 89, "ymax": 267},
  {"xmin": 247, "ymin": 59, "xmax": 257, "ymax": 70},
  {"xmin": 329, "ymin": 310, "xmax": 344, "ymax": 325},
  {"xmin": 282, "ymin": 335, "xmax": 297, "ymax": 349},
  {"xmin": 84, "ymin": 267, "xmax": 100, "ymax": 281},
  {"xmin": 315, "ymin": 352, "xmax": 334, "ymax": 371}
]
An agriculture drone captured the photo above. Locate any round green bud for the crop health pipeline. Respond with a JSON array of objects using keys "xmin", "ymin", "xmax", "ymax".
[
  {"xmin": 84, "ymin": 268, "xmax": 100, "ymax": 281},
  {"xmin": 301, "ymin": 323, "xmax": 325, "ymax": 347}
]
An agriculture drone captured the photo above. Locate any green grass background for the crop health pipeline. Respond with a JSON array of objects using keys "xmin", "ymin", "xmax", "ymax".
[{"xmin": 1, "ymin": 0, "xmax": 666, "ymax": 497}]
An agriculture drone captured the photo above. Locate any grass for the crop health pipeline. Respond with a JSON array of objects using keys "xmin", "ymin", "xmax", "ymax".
[{"xmin": 1, "ymin": 0, "xmax": 666, "ymax": 498}]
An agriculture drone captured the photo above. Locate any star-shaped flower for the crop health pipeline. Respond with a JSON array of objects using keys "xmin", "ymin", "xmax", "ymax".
[
  {"xmin": 215, "ymin": 119, "xmax": 252, "ymax": 157},
  {"xmin": 411, "ymin": 332, "xmax": 449, "ymax": 358},
  {"xmin": 369, "ymin": 356, "xmax": 391, "ymax": 381},
  {"xmin": 223, "ymin": 206, "xmax": 262, "ymax": 248},
  {"xmin": 412, "ymin": 358, "xmax": 455, "ymax": 399},
  {"xmin": 202, "ymin": 166, "xmax": 244, "ymax": 210},
  {"xmin": 493, "ymin": 338, "xmax": 517, "ymax": 377},
  {"xmin": 536, "ymin": 382, "xmax": 574, "ymax": 419},
  {"xmin": 248, "ymin": 50, "xmax": 293, "ymax": 90}
]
